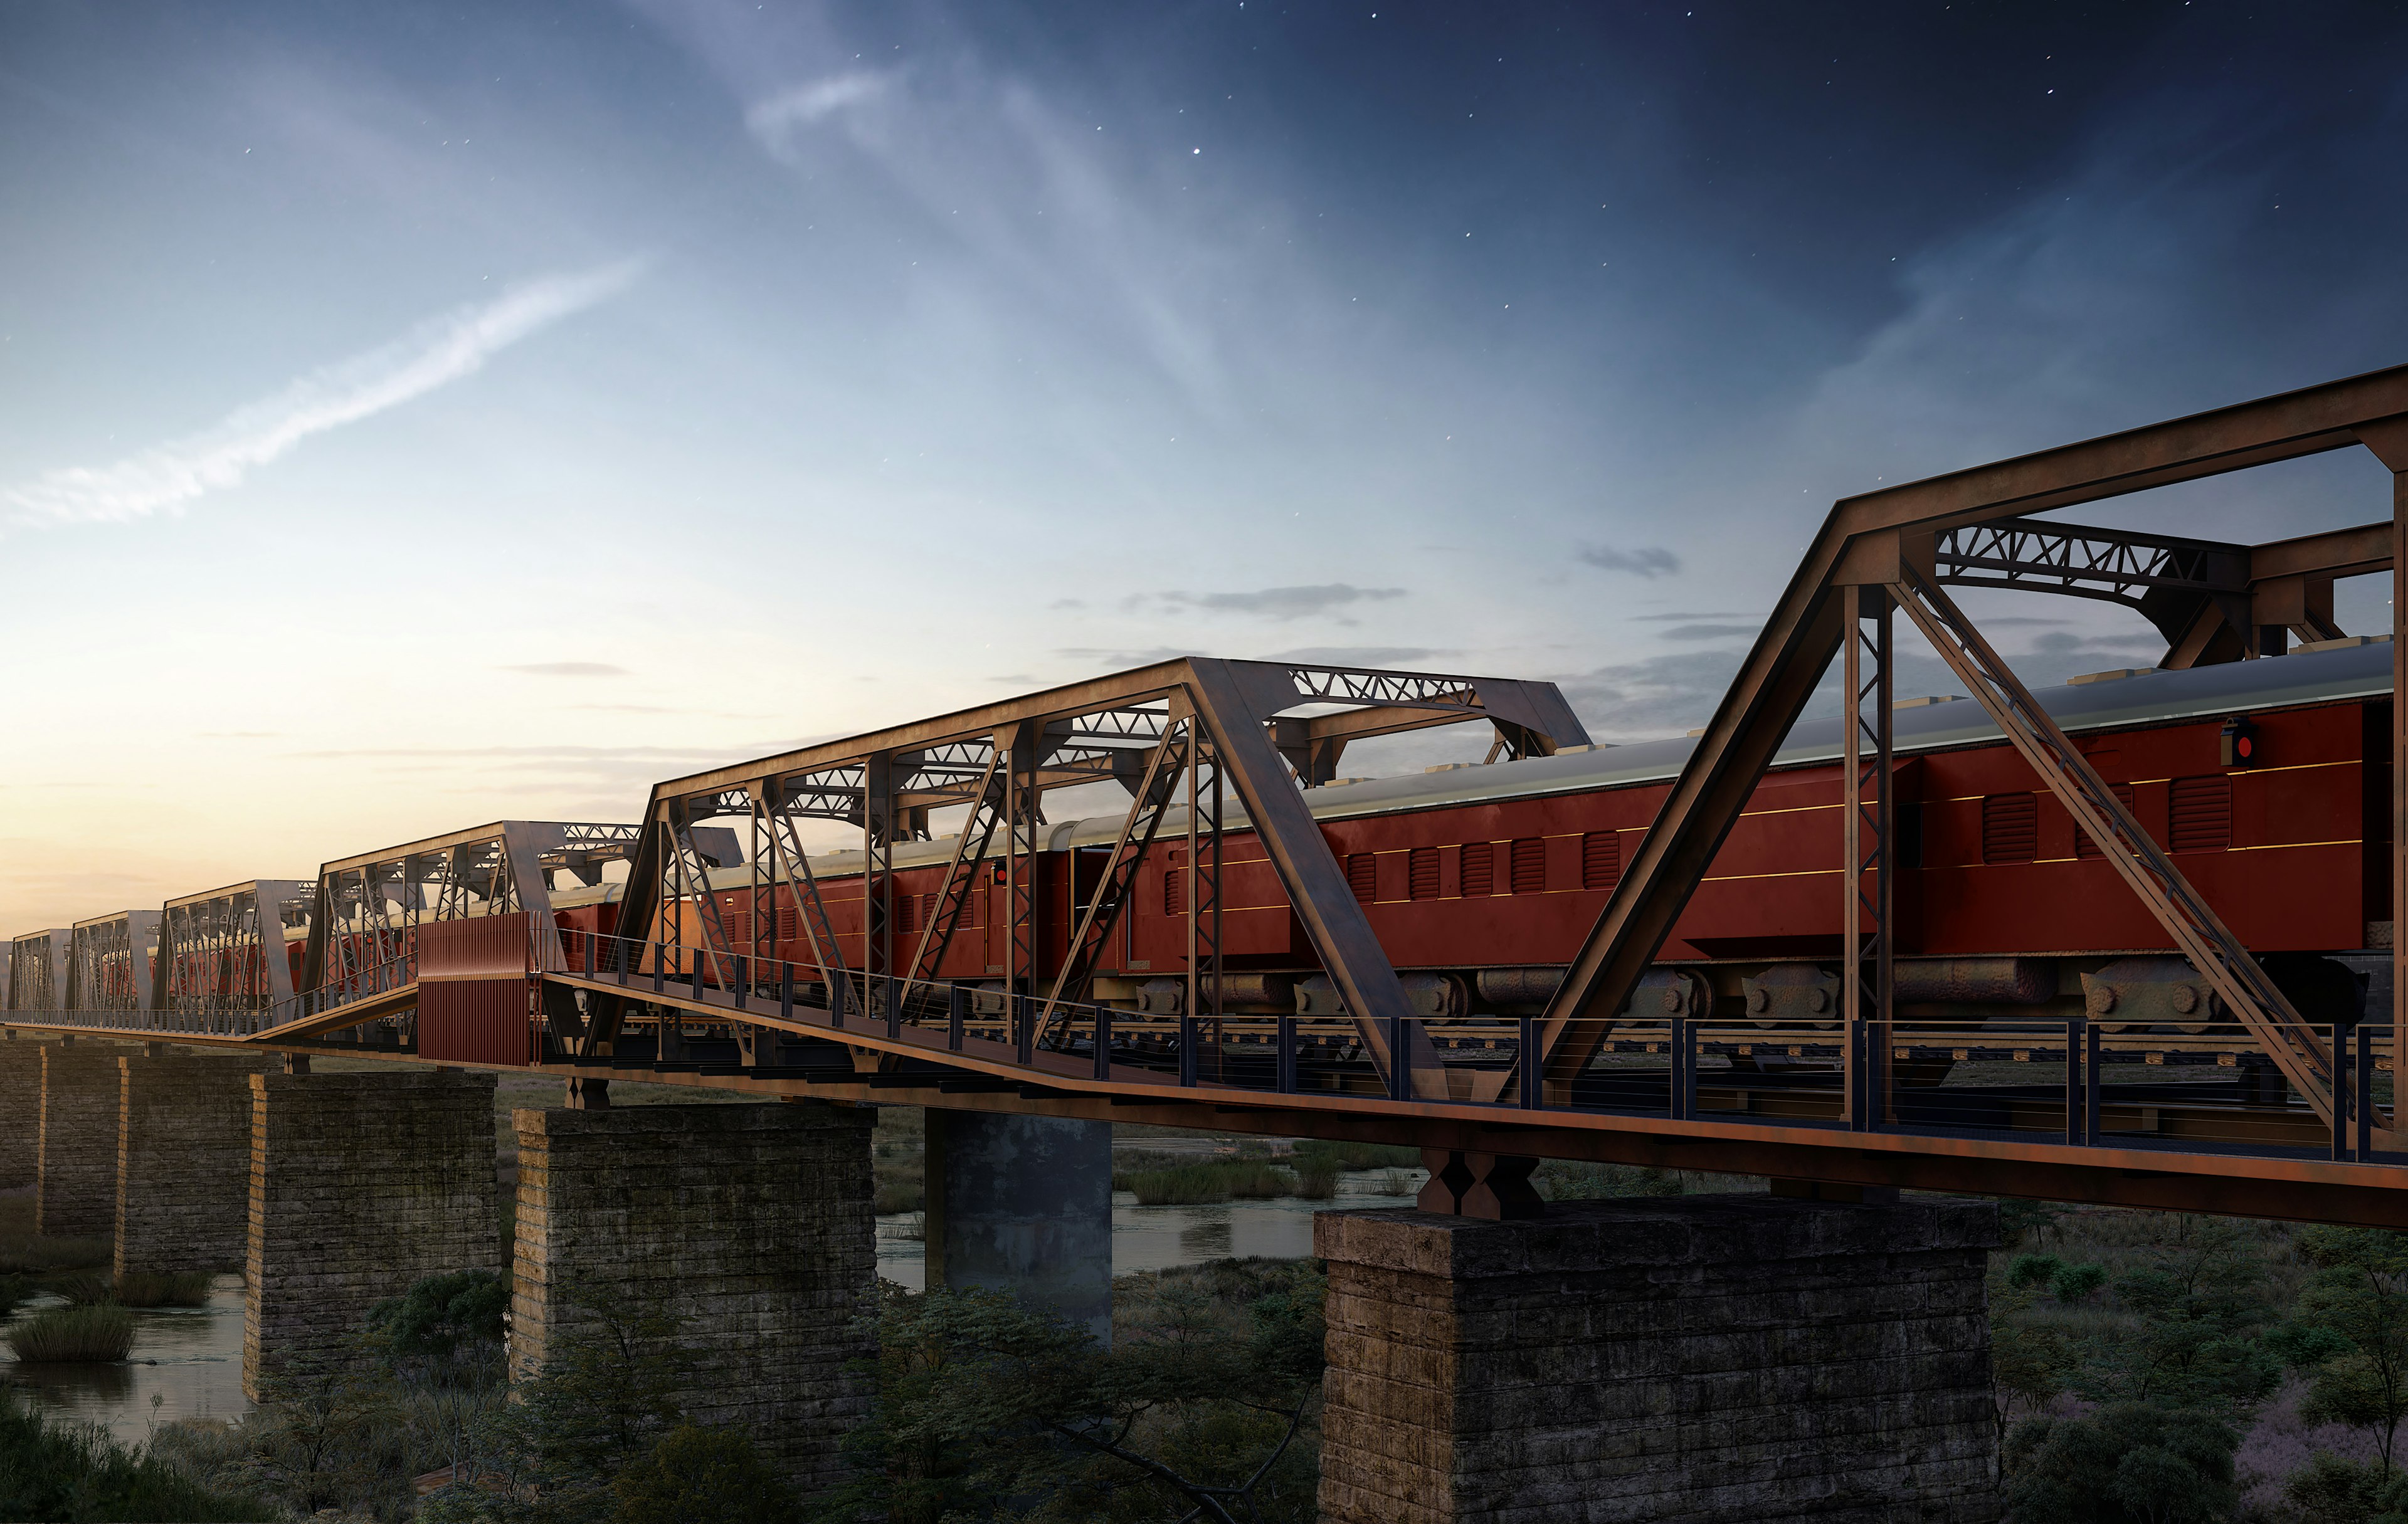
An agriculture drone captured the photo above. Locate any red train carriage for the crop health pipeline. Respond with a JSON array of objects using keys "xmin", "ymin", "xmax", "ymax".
[{"xmin": 554, "ymin": 638, "xmax": 2392, "ymax": 1029}]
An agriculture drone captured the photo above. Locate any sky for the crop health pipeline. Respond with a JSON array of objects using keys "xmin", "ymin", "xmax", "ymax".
[{"xmin": 4, "ymin": 0, "xmax": 2408, "ymax": 932}]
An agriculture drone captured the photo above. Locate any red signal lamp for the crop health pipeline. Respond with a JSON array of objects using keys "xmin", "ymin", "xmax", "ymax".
[{"xmin": 2219, "ymin": 715, "xmax": 2259, "ymax": 768}]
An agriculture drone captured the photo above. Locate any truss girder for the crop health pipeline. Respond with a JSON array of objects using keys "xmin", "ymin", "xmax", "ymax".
[
  {"xmin": 154, "ymin": 881, "xmax": 310, "ymax": 1019},
  {"xmin": 5, "ymin": 930, "xmax": 70, "ymax": 1012},
  {"xmin": 66, "ymin": 910, "xmax": 161, "ymax": 1014},
  {"xmin": 613, "ymin": 659, "xmax": 1587, "ymax": 1096},
  {"xmin": 300, "ymin": 821, "xmax": 633, "ymax": 994},
  {"xmin": 1538, "ymin": 363, "xmax": 2408, "ymax": 1131}
]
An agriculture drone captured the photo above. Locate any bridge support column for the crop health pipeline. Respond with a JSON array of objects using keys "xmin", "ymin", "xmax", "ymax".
[
  {"xmin": 923, "ymin": 1110, "xmax": 1113, "ymax": 1343},
  {"xmin": 245, "ymin": 1071, "xmax": 500, "ymax": 1398},
  {"xmin": 510, "ymin": 1101, "xmax": 874, "ymax": 1493},
  {"xmin": 39, "ymin": 1042, "xmax": 124, "ymax": 1240},
  {"xmin": 1315, "ymin": 1196, "xmax": 2000, "ymax": 1524},
  {"xmin": 117, "ymin": 1053, "xmax": 272, "ymax": 1279},
  {"xmin": 0, "ymin": 1034, "xmax": 39, "ymax": 1189}
]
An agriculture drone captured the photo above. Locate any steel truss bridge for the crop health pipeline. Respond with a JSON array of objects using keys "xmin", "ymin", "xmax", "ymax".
[{"xmin": 14, "ymin": 366, "xmax": 2408, "ymax": 1228}]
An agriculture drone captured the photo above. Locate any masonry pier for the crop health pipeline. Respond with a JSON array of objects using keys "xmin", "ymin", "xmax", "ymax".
[
  {"xmin": 1315, "ymin": 1195, "xmax": 2000, "ymax": 1524},
  {"xmin": 510, "ymin": 1100, "xmax": 875, "ymax": 1493},
  {"xmin": 117, "ymin": 1051, "xmax": 272, "ymax": 1278},
  {"xmin": 922, "ymin": 1110, "xmax": 1114, "ymax": 1342},
  {"xmin": 39, "ymin": 1041, "xmax": 124, "ymax": 1239},
  {"xmin": 245, "ymin": 1070, "xmax": 500, "ymax": 1398},
  {"xmin": 0, "ymin": 1035, "xmax": 38, "ymax": 1189}
]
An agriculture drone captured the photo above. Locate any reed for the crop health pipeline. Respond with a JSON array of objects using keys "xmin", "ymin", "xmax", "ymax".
[
  {"xmin": 6, "ymin": 1303, "xmax": 136, "ymax": 1363},
  {"xmin": 1292, "ymin": 1160, "xmax": 1341, "ymax": 1201}
]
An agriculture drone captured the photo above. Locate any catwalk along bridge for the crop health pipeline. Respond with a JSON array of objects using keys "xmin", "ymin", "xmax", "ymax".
[{"xmin": 15, "ymin": 365, "xmax": 2408, "ymax": 1229}]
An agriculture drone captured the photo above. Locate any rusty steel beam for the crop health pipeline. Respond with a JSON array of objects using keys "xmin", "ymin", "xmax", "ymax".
[{"xmin": 1541, "ymin": 363, "xmax": 2408, "ymax": 1084}]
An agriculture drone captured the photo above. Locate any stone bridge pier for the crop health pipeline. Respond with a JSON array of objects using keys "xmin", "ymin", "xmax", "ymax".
[
  {"xmin": 117, "ymin": 1050, "xmax": 274, "ymax": 1278},
  {"xmin": 38, "ymin": 1039, "xmax": 124, "ymax": 1239},
  {"xmin": 509, "ymin": 1098, "xmax": 875, "ymax": 1493},
  {"xmin": 922, "ymin": 1110, "xmax": 1114, "ymax": 1343},
  {"xmin": 1315, "ymin": 1194, "xmax": 2000, "ymax": 1524},
  {"xmin": 245, "ymin": 1069, "xmax": 502, "ymax": 1397}
]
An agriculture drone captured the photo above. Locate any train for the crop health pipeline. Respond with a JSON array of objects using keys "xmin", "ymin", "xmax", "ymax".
[{"xmin": 541, "ymin": 635, "xmax": 2394, "ymax": 1034}]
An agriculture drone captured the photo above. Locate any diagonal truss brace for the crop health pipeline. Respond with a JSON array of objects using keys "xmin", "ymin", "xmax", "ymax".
[
  {"xmin": 1891, "ymin": 563, "xmax": 2338, "ymax": 1123},
  {"xmin": 905, "ymin": 752, "xmax": 1006, "ymax": 985},
  {"xmin": 1037, "ymin": 708, "xmax": 1193, "ymax": 1036}
]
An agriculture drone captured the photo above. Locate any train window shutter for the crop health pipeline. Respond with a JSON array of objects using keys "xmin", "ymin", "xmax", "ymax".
[
  {"xmin": 778, "ymin": 903, "xmax": 797, "ymax": 940},
  {"xmin": 1346, "ymin": 853, "xmax": 1377, "ymax": 903},
  {"xmin": 1980, "ymin": 793, "xmax": 2039, "ymax": 864},
  {"xmin": 1509, "ymin": 838, "xmax": 1546, "ymax": 894},
  {"xmin": 2073, "ymin": 786, "xmax": 2138, "ymax": 859},
  {"xmin": 1461, "ymin": 841, "xmax": 1495, "ymax": 896},
  {"xmin": 1581, "ymin": 831, "xmax": 1620, "ymax": 890},
  {"xmin": 2170, "ymin": 775, "xmax": 2233, "ymax": 852},
  {"xmin": 1164, "ymin": 852, "xmax": 1186, "ymax": 916},
  {"xmin": 1408, "ymin": 847, "xmax": 1440, "ymax": 900}
]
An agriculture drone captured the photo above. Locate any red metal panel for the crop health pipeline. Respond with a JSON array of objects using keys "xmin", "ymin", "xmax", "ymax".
[{"xmin": 417, "ymin": 912, "xmax": 537, "ymax": 1066}]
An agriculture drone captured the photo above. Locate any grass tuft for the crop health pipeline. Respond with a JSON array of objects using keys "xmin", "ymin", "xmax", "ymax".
[
  {"xmin": 6, "ymin": 1301, "xmax": 137, "ymax": 1363},
  {"xmin": 114, "ymin": 1269, "xmax": 219, "ymax": 1308},
  {"xmin": 53, "ymin": 1270, "xmax": 116, "ymax": 1305}
]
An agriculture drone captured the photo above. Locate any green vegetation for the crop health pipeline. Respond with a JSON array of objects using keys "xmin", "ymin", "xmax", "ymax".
[
  {"xmin": 365, "ymin": 1266, "xmax": 509, "ymax": 1389},
  {"xmin": 6, "ymin": 1303, "xmax": 135, "ymax": 1364},
  {"xmin": 110, "ymin": 1270, "xmax": 218, "ymax": 1309},
  {"xmin": 1286, "ymin": 1138, "xmax": 1418, "ymax": 1172},
  {"xmin": 0, "ymin": 1389, "xmax": 275, "ymax": 1522},
  {"xmin": 2005, "ymin": 1402, "xmax": 2239, "ymax": 1524},
  {"xmin": 818, "ymin": 1258, "xmax": 1324, "ymax": 1524},
  {"xmin": 1114, "ymin": 1154, "xmax": 1299, "ymax": 1206},
  {"xmin": 872, "ymin": 1105, "xmax": 926, "ymax": 1216}
]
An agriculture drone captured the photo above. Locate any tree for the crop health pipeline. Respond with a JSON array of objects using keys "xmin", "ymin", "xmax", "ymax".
[
  {"xmin": 2279, "ymin": 1227, "xmax": 2408, "ymax": 1476},
  {"xmin": 2283, "ymin": 1452, "xmax": 2408, "ymax": 1524},
  {"xmin": 2004, "ymin": 1403, "xmax": 2237, "ymax": 1524},
  {"xmin": 421, "ymin": 1280, "xmax": 694, "ymax": 1524},
  {"xmin": 366, "ymin": 1266, "xmax": 509, "ymax": 1389},
  {"xmin": 2067, "ymin": 1227, "xmax": 2279, "ymax": 1413},
  {"xmin": 611, "ymin": 1424, "xmax": 800, "ymax": 1524},
  {"xmin": 817, "ymin": 1263, "xmax": 1326, "ymax": 1524}
]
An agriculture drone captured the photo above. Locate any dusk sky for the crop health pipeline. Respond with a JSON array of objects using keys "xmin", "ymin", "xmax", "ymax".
[{"xmin": 5, "ymin": 1, "xmax": 2408, "ymax": 931}]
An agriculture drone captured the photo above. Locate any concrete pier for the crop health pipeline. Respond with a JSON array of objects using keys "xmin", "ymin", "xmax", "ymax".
[
  {"xmin": 0, "ymin": 1036, "xmax": 38, "ymax": 1189},
  {"xmin": 510, "ymin": 1101, "xmax": 875, "ymax": 1492},
  {"xmin": 245, "ymin": 1070, "xmax": 500, "ymax": 1397},
  {"xmin": 923, "ymin": 1110, "xmax": 1114, "ymax": 1342},
  {"xmin": 39, "ymin": 1043, "xmax": 124, "ymax": 1239},
  {"xmin": 1315, "ymin": 1195, "xmax": 2001, "ymax": 1524},
  {"xmin": 117, "ymin": 1053, "xmax": 272, "ymax": 1278}
]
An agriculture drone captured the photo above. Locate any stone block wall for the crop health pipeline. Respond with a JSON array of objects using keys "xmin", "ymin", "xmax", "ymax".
[
  {"xmin": 511, "ymin": 1101, "xmax": 875, "ymax": 1493},
  {"xmin": 40, "ymin": 1043, "xmax": 125, "ymax": 1239},
  {"xmin": 245, "ymin": 1070, "xmax": 500, "ymax": 1398},
  {"xmin": 118, "ymin": 1053, "xmax": 275, "ymax": 1278},
  {"xmin": 0, "ymin": 1037, "xmax": 40, "ymax": 1189},
  {"xmin": 1316, "ymin": 1194, "xmax": 2000, "ymax": 1524}
]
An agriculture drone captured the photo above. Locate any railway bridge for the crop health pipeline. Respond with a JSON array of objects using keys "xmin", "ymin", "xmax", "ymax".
[{"xmin": 13, "ymin": 366, "xmax": 2408, "ymax": 1519}]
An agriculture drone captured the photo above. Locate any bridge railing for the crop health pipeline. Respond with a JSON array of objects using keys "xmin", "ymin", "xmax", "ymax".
[{"xmin": 549, "ymin": 927, "xmax": 2397, "ymax": 1164}]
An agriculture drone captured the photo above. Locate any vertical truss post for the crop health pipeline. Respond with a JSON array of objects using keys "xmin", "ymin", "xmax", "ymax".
[
  {"xmin": 1183, "ymin": 722, "xmax": 1225, "ymax": 1077},
  {"xmin": 1003, "ymin": 722, "xmax": 1040, "ymax": 1003},
  {"xmin": 1840, "ymin": 583, "xmax": 1894, "ymax": 1129},
  {"xmin": 863, "ymin": 753, "xmax": 895, "ymax": 995},
  {"xmin": 2394, "ymin": 460, "xmax": 2407, "ymax": 1045}
]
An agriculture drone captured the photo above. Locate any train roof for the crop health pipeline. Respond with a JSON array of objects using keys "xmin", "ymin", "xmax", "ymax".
[{"xmin": 546, "ymin": 636, "xmax": 2394, "ymax": 906}]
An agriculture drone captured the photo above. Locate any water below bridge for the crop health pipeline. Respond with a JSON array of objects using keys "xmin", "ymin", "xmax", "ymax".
[{"xmin": 2, "ymin": 1170, "xmax": 1422, "ymax": 1444}]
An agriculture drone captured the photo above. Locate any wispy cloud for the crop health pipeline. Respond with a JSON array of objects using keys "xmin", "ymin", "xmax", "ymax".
[
  {"xmin": 1265, "ymin": 645, "xmax": 1453, "ymax": 667},
  {"xmin": 499, "ymin": 661, "xmax": 632, "ymax": 678},
  {"xmin": 2, "ymin": 261, "xmax": 645, "ymax": 528},
  {"xmin": 1577, "ymin": 544, "xmax": 1681, "ymax": 578},
  {"xmin": 1155, "ymin": 584, "xmax": 1406, "ymax": 621},
  {"xmin": 745, "ymin": 71, "xmax": 899, "ymax": 149}
]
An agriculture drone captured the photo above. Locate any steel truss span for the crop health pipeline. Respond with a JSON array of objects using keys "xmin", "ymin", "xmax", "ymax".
[{"xmin": 14, "ymin": 375, "xmax": 2408, "ymax": 1226}]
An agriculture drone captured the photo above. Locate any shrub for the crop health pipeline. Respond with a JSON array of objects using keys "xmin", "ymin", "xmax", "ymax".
[
  {"xmin": 0, "ymin": 1390, "xmax": 274, "ymax": 1521},
  {"xmin": 7, "ymin": 1302, "xmax": 137, "ymax": 1363},
  {"xmin": 1292, "ymin": 1160, "xmax": 1341, "ymax": 1200},
  {"xmin": 1290, "ymin": 1139, "xmax": 1418, "ymax": 1171},
  {"xmin": 2004, "ymin": 1402, "xmax": 2237, "ymax": 1524},
  {"xmin": 115, "ymin": 1269, "xmax": 219, "ymax": 1308},
  {"xmin": 366, "ymin": 1266, "xmax": 508, "ymax": 1388},
  {"xmin": 2284, "ymin": 1452, "xmax": 2408, "ymax": 1524},
  {"xmin": 610, "ymin": 1422, "xmax": 799, "ymax": 1524}
]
